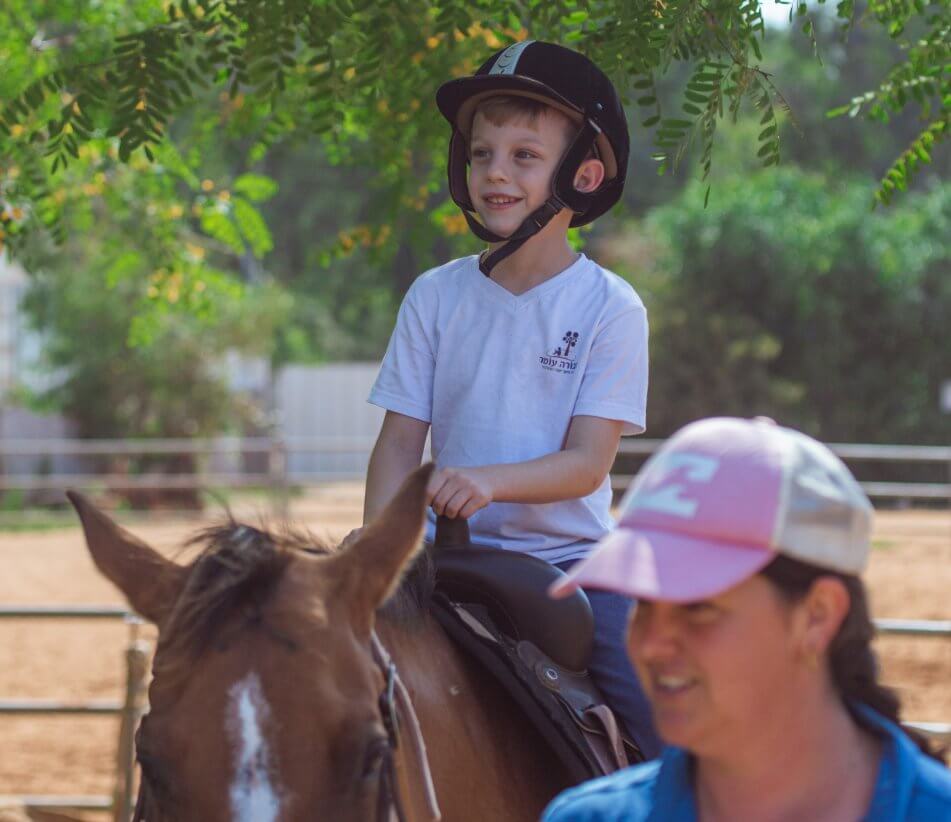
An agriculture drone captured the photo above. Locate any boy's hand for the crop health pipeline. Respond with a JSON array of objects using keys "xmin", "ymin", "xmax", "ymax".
[{"xmin": 427, "ymin": 466, "xmax": 494, "ymax": 519}]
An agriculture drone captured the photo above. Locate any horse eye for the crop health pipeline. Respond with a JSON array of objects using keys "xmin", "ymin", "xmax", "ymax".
[{"xmin": 361, "ymin": 737, "xmax": 389, "ymax": 780}]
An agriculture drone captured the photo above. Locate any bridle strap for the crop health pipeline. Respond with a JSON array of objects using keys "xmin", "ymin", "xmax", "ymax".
[
  {"xmin": 371, "ymin": 632, "xmax": 442, "ymax": 821},
  {"xmin": 131, "ymin": 780, "xmax": 150, "ymax": 822}
]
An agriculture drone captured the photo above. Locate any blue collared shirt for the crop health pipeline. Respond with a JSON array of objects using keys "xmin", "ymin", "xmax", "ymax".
[{"xmin": 542, "ymin": 705, "xmax": 951, "ymax": 821}]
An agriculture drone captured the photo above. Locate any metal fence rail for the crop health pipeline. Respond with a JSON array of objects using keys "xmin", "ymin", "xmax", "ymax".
[
  {"xmin": 614, "ymin": 439, "xmax": 951, "ymax": 501},
  {"xmin": 2, "ymin": 606, "xmax": 948, "ymax": 747},
  {"xmin": 0, "ymin": 606, "xmax": 148, "ymax": 821},
  {"xmin": 1, "ymin": 435, "xmax": 949, "ymax": 503},
  {"xmin": 0, "ymin": 795, "xmax": 113, "ymax": 811}
]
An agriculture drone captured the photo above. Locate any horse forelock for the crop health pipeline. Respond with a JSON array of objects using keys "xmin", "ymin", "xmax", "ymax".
[
  {"xmin": 153, "ymin": 522, "xmax": 331, "ymax": 674},
  {"xmin": 152, "ymin": 520, "xmax": 434, "ymax": 683}
]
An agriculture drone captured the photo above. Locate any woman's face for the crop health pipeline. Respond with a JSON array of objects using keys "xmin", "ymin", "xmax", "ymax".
[{"xmin": 627, "ymin": 574, "xmax": 804, "ymax": 757}]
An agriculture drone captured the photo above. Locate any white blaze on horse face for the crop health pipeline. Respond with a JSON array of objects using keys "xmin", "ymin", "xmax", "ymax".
[{"xmin": 227, "ymin": 672, "xmax": 282, "ymax": 822}]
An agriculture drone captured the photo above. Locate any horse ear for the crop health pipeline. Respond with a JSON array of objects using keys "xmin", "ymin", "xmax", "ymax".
[
  {"xmin": 67, "ymin": 491, "xmax": 187, "ymax": 625},
  {"xmin": 339, "ymin": 463, "xmax": 434, "ymax": 628}
]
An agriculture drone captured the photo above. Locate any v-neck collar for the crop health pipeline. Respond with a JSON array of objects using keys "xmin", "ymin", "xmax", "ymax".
[{"xmin": 472, "ymin": 253, "xmax": 589, "ymax": 309}]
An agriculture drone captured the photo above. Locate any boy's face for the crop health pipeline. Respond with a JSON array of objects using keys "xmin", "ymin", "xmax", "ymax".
[{"xmin": 467, "ymin": 108, "xmax": 573, "ymax": 239}]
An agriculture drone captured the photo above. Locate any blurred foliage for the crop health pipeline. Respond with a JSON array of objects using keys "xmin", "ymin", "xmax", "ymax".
[
  {"xmin": 0, "ymin": 0, "xmax": 947, "ymax": 263},
  {"xmin": 0, "ymin": 0, "xmax": 948, "ymax": 450},
  {"xmin": 15, "ymin": 150, "xmax": 290, "ymax": 497},
  {"xmin": 600, "ymin": 167, "xmax": 950, "ymax": 443}
]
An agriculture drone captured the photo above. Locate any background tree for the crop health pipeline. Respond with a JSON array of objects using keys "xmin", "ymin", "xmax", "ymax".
[
  {"xmin": 599, "ymin": 168, "xmax": 951, "ymax": 445},
  {"xmin": 0, "ymin": 0, "xmax": 947, "ymax": 484},
  {"xmin": 1, "ymin": 0, "xmax": 946, "ymax": 264}
]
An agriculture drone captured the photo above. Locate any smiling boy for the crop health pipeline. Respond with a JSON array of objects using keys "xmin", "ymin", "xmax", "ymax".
[{"xmin": 363, "ymin": 41, "xmax": 660, "ymax": 757}]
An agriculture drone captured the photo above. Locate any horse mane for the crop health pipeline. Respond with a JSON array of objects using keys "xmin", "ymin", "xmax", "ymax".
[
  {"xmin": 379, "ymin": 548, "xmax": 435, "ymax": 626},
  {"xmin": 155, "ymin": 521, "xmax": 433, "ymax": 676}
]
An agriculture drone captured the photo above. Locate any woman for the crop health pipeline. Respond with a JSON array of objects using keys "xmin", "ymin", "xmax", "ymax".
[{"xmin": 544, "ymin": 416, "xmax": 951, "ymax": 821}]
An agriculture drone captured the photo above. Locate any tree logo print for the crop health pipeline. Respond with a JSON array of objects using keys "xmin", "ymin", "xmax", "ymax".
[{"xmin": 554, "ymin": 331, "xmax": 578, "ymax": 357}]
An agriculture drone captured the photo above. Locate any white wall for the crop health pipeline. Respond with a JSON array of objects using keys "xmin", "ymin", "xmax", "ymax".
[
  {"xmin": 0, "ymin": 253, "xmax": 27, "ymax": 398},
  {"xmin": 276, "ymin": 362, "xmax": 385, "ymax": 477},
  {"xmin": 2, "ymin": 256, "xmax": 389, "ymax": 481}
]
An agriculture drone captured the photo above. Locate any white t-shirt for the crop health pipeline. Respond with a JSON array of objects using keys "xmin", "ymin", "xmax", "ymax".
[{"xmin": 369, "ymin": 253, "xmax": 649, "ymax": 564}]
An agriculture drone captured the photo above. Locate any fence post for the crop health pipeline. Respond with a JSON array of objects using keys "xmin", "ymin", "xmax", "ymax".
[
  {"xmin": 269, "ymin": 433, "xmax": 289, "ymax": 520},
  {"xmin": 113, "ymin": 627, "xmax": 149, "ymax": 822}
]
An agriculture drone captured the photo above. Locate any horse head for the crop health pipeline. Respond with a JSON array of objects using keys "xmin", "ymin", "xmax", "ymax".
[{"xmin": 68, "ymin": 465, "xmax": 434, "ymax": 822}]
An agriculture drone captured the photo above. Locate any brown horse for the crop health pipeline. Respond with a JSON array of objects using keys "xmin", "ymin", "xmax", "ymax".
[{"xmin": 69, "ymin": 465, "xmax": 571, "ymax": 821}]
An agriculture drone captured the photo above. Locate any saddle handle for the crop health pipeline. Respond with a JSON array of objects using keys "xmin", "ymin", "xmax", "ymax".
[{"xmin": 433, "ymin": 514, "xmax": 472, "ymax": 551}]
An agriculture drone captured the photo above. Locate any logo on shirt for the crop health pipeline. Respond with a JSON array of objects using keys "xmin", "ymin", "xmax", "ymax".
[{"xmin": 540, "ymin": 330, "xmax": 580, "ymax": 373}]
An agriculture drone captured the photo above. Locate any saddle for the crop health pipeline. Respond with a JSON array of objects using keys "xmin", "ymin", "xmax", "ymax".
[{"xmin": 428, "ymin": 517, "xmax": 643, "ymax": 783}]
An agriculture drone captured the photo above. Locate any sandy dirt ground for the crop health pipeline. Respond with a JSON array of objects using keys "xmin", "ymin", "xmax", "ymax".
[{"xmin": 0, "ymin": 484, "xmax": 948, "ymax": 811}]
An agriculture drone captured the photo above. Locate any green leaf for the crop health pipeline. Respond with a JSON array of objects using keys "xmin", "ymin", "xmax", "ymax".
[
  {"xmin": 201, "ymin": 208, "xmax": 245, "ymax": 254},
  {"xmin": 233, "ymin": 173, "xmax": 279, "ymax": 202},
  {"xmin": 750, "ymin": 36, "xmax": 762, "ymax": 60},
  {"xmin": 642, "ymin": 115, "xmax": 660, "ymax": 127},
  {"xmin": 233, "ymin": 196, "xmax": 273, "ymax": 257}
]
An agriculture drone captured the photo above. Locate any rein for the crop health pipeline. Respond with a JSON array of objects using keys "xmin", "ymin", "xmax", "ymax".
[
  {"xmin": 131, "ymin": 633, "xmax": 441, "ymax": 822},
  {"xmin": 371, "ymin": 632, "xmax": 442, "ymax": 822}
]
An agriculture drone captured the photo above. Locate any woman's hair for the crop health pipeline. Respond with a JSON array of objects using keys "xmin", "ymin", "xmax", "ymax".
[{"xmin": 760, "ymin": 554, "xmax": 945, "ymax": 763}]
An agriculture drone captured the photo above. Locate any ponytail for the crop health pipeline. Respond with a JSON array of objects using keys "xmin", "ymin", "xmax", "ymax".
[{"xmin": 760, "ymin": 555, "xmax": 945, "ymax": 763}]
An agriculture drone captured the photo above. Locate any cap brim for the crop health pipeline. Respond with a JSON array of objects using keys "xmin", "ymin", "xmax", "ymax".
[{"xmin": 549, "ymin": 526, "xmax": 775, "ymax": 603}]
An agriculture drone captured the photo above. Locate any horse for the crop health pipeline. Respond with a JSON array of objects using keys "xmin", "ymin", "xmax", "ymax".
[{"xmin": 68, "ymin": 464, "xmax": 573, "ymax": 821}]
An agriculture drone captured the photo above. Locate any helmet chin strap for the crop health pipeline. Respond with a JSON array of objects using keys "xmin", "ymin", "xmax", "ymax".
[{"xmin": 466, "ymin": 195, "xmax": 566, "ymax": 276}]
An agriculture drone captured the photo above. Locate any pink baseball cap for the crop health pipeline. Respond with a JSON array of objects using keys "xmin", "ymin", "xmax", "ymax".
[{"xmin": 550, "ymin": 417, "xmax": 873, "ymax": 602}]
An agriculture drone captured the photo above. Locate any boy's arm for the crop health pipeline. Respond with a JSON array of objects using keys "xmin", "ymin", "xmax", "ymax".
[
  {"xmin": 363, "ymin": 410, "xmax": 430, "ymax": 524},
  {"xmin": 428, "ymin": 415, "xmax": 624, "ymax": 519}
]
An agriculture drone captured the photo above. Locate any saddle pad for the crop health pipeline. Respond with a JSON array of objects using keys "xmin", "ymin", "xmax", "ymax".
[{"xmin": 430, "ymin": 592, "xmax": 640, "ymax": 784}]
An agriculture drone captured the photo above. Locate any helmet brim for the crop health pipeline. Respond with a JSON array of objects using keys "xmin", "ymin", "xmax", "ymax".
[{"xmin": 436, "ymin": 75, "xmax": 618, "ymax": 180}]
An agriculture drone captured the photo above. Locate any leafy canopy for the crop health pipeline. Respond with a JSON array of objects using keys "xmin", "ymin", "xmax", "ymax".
[{"xmin": 0, "ymin": 0, "xmax": 947, "ymax": 262}]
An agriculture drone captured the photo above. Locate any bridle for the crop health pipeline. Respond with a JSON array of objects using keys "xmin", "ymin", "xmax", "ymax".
[
  {"xmin": 131, "ymin": 633, "xmax": 441, "ymax": 822},
  {"xmin": 371, "ymin": 632, "xmax": 441, "ymax": 822}
]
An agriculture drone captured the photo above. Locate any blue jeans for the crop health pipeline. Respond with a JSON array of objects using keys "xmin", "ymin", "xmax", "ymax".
[{"xmin": 557, "ymin": 561, "xmax": 662, "ymax": 760}]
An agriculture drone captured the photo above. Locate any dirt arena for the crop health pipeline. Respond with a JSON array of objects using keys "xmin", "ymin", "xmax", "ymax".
[{"xmin": 1, "ymin": 484, "xmax": 948, "ymax": 812}]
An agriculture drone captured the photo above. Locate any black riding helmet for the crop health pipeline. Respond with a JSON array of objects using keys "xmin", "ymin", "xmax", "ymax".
[{"xmin": 436, "ymin": 40, "xmax": 630, "ymax": 275}]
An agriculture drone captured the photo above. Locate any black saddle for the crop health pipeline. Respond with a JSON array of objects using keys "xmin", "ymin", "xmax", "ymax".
[
  {"xmin": 428, "ymin": 516, "xmax": 641, "ymax": 781},
  {"xmin": 430, "ymin": 517, "xmax": 594, "ymax": 671}
]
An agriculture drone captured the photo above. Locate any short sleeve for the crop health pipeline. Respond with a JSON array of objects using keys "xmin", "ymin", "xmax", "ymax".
[
  {"xmin": 368, "ymin": 283, "xmax": 435, "ymax": 423},
  {"xmin": 573, "ymin": 304, "xmax": 649, "ymax": 435}
]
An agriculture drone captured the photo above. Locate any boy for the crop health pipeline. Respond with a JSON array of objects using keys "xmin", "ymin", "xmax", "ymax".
[{"xmin": 363, "ymin": 40, "xmax": 660, "ymax": 758}]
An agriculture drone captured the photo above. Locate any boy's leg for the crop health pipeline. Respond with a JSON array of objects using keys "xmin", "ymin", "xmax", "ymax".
[
  {"xmin": 555, "ymin": 560, "xmax": 661, "ymax": 759},
  {"xmin": 584, "ymin": 588, "xmax": 662, "ymax": 759}
]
